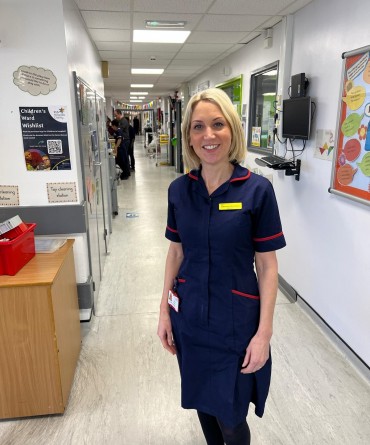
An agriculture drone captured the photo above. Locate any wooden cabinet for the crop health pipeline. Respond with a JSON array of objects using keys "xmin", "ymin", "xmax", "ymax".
[{"xmin": 0, "ymin": 240, "xmax": 81, "ymax": 419}]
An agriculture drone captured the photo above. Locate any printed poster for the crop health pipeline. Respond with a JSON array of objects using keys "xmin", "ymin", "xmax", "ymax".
[
  {"xmin": 331, "ymin": 46, "xmax": 370, "ymax": 204},
  {"xmin": 251, "ymin": 127, "xmax": 261, "ymax": 147},
  {"xmin": 19, "ymin": 106, "xmax": 71, "ymax": 171}
]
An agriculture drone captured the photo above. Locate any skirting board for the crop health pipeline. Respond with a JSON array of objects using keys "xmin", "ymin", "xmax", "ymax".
[{"xmin": 297, "ymin": 295, "xmax": 370, "ymax": 383}]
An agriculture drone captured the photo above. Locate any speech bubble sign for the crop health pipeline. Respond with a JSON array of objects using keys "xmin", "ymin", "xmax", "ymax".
[
  {"xmin": 342, "ymin": 85, "xmax": 366, "ymax": 110},
  {"xmin": 341, "ymin": 113, "xmax": 364, "ymax": 136},
  {"xmin": 344, "ymin": 139, "xmax": 361, "ymax": 161},
  {"xmin": 13, "ymin": 65, "xmax": 57, "ymax": 96},
  {"xmin": 363, "ymin": 61, "xmax": 370, "ymax": 84},
  {"xmin": 357, "ymin": 152, "xmax": 370, "ymax": 176},
  {"xmin": 337, "ymin": 164, "xmax": 358, "ymax": 185}
]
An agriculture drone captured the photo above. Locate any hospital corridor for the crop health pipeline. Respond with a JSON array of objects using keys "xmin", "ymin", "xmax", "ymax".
[{"xmin": 0, "ymin": 137, "xmax": 369, "ymax": 445}]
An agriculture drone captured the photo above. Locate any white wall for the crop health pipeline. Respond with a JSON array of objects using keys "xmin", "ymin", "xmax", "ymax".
[
  {"xmin": 280, "ymin": 0, "xmax": 370, "ymax": 366},
  {"xmin": 188, "ymin": 0, "xmax": 370, "ymax": 366},
  {"xmin": 0, "ymin": 0, "xmax": 79, "ymax": 205},
  {"xmin": 0, "ymin": 0, "xmax": 105, "ymax": 284}
]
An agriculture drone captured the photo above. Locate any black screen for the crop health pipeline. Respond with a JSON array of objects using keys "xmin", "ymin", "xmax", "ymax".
[{"xmin": 282, "ymin": 97, "xmax": 311, "ymax": 140}]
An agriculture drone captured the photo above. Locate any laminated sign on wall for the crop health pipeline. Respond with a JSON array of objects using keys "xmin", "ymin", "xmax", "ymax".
[
  {"xmin": 19, "ymin": 106, "xmax": 71, "ymax": 171},
  {"xmin": 330, "ymin": 45, "xmax": 370, "ymax": 205}
]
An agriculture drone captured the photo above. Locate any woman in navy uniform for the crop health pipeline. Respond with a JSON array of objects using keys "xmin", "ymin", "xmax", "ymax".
[{"xmin": 158, "ymin": 88, "xmax": 286, "ymax": 445}]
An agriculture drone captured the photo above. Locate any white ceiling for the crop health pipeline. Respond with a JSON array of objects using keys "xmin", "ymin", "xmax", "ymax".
[{"xmin": 75, "ymin": 0, "xmax": 313, "ymax": 104}]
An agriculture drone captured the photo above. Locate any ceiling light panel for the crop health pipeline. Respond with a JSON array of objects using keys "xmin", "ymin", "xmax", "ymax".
[
  {"xmin": 145, "ymin": 20, "xmax": 186, "ymax": 29},
  {"xmin": 130, "ymin": 92, "xmax": 148, "ymax": 95},
  {"xmin": 131, "ymin": 84, "xmax": 154, "ymax": 88}
]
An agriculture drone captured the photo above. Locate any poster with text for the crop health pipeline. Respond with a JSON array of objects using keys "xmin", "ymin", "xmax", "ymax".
[
  {"xmin": 19, "ymin": 106, "xmax": 71, "ymax": 171},
  {"xmin": 331, "ymin": 46, "xmax": 370, "ymax": 204}
]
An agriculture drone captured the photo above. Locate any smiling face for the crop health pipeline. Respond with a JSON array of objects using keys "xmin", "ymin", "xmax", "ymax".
[{"xmin": 189, "ymin": 100, "xmax": 232, "ymax": 168}]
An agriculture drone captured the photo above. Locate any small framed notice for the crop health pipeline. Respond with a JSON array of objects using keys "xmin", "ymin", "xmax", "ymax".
[
  {"xmin": 47, "ymin": 182, "xmax": 77, "ymax": 203},
  {"xmin": 0, "ymin": 186, "xmax": 20, "ymax": 206}
]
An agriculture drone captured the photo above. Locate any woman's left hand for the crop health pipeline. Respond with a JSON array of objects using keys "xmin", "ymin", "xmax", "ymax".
[{"xmin": 240, "ymin": 333, "xmax": 270, "ymax": 374}]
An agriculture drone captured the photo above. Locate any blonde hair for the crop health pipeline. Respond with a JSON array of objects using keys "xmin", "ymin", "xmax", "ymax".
[{"xmin": 181, "ymin": 88, "xmax": 247, "ymax": 170}]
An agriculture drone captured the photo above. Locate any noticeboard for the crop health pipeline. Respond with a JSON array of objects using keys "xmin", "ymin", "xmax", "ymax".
[{"xmin": 330, "ymin": 45, "xmax": 370, "ymax": 205}]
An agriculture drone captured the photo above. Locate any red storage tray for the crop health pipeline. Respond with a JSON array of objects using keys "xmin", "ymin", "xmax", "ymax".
[{"xmin": 0, "ymin": 223, "xmax": 36, "ymax": 275}]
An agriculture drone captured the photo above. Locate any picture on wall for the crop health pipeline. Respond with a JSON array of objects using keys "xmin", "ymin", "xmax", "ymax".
[{"xmin": 330, "ymin": 45, "xmax": 370, "ymax": 205}]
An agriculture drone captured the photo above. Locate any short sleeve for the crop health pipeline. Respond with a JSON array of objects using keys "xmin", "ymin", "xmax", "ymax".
[
  {"xmin": 165, "ymin": 186, "xmax": 181, "ymax": 243},
  {"xmin": 252, "ymin": 182, "xmax": 286, "ymax": 252}
]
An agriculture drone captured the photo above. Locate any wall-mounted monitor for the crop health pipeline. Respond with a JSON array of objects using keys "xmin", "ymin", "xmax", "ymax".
[{"xmin": 282, "ymin": 96, "xmax": 311, "ymax": 140}]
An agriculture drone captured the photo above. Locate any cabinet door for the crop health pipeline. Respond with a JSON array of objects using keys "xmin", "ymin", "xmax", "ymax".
[{"xmin": 0, "ymin": 285, "xmax": 63, "ymax": 418}]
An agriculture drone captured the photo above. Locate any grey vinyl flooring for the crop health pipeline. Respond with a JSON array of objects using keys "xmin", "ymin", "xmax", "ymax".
[{"xmin": 1, "ymin": 137, "xmax": 370, "ymax": 444}]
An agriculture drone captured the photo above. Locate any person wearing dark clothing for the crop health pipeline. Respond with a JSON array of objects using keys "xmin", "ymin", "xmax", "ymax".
[
  {"xmin": 106, "ymin": 118, "xmax": 115, "ymax": 137},
  {"xmin": 113, "ymin": 110, "xmax": 130, "ymax": 179},
  {"xmin": 127, "ymin": 118, "xmax": 136, "ymax": 171},
  {"xmin": 111, "ymin": 119, "xmax": 130, "ymax": 180},
  {"xmin": 158, "ymin": 88, "xmax": 286, "ymax": 445},
  {"xmin": 133, "ymin": 115, "xmax": 140, "ymax": 135}
]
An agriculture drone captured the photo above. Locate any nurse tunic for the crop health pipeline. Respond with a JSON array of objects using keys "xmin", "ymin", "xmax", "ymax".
[{"xmin": 165, "ymin": 163, "xmax": 286, "ymax": 427}]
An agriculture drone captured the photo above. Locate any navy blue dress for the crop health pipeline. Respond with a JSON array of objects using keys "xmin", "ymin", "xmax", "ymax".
[{"xmin": 165, "ymin": 164, "xmax": 286, "ymax": 427}]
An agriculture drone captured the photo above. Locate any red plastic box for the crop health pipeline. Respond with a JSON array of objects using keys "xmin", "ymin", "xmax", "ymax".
[{"xmin": 0, "ymin": 223, "xmax": 36, "ymax": 275}]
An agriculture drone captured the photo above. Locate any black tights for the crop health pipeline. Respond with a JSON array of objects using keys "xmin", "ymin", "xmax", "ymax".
[{"xmin": 197, "ymin": 411, "xmax": 251, "ymax": 445}]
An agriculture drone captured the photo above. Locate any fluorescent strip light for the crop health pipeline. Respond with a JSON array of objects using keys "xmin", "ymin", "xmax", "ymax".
[
  {"xmin": 130, "ymin": 91, "xmax": 148, "ymax": 95},
  {"xmin": 138, "ymin": 97, "xmax": 146, "ymax": 99},
  {"xmin": 262, "ymin": 92, "xmax": 276, "ymax": 96},
  {"xmin": 133, "ymin": 30, "xmax": 190, "ymax": 44},
  {"xmin": 131, "ymin": 84, "xmax": 153, "ymax": 88},
  {"xmin": 132, "ymin": 68, "xmax": 164, "ymax": 75},
  {"xmin": 145, "ymin": 20, "xmax": 186, "ymax": 29},
  {"xmin": 130, "ymin": 100, "xmax": 143, "ymax": 103}
]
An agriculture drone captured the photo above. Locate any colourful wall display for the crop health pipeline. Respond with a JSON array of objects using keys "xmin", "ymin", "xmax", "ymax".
[
  {"xmin": 216, "ymin": 76, "xmax": 243, "ymax": 116},
  {"xmin": 330, "ymin": 45, "xmax": 370, "ymax": 205}
]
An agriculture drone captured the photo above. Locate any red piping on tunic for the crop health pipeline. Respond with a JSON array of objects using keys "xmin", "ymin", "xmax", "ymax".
[
  {"xmin": 230, "ymin": 171, "xmax": 251, "ymax": 182},
  {"xmin": 188, "ymin": 173, "xmax": 198, "ymax": 180},
  {"xmin": 167, "ymin": 225, "xmax": 178, "ymax": 233},
  {"xmin": 253, "ymin": 231, "xmax": 284, "ymax": 242},
  {"xmin": 232, "ymin": 289, "xmax": 260, "ymax": 300}
]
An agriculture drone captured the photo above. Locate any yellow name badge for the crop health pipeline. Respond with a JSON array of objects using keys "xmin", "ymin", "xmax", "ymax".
[{"xmin": 219, "ymin": 202, "xmax": 243, "ymax": 211}]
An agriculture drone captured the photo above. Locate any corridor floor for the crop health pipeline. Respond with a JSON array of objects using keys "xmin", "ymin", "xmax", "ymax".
[{"xmin": 1, "ymin": 137, "xmax": 369, "ymax": 444}]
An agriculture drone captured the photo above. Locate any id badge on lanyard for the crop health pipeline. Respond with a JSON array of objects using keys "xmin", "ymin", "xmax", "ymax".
[{"xmin": 168, "ymin": 289, "xmax": 180, "ymax": 312}]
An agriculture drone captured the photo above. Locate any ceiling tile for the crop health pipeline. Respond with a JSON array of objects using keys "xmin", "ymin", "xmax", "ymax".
[
  {"xmin": 131, "ymin": 51, "xmax": 178, "ymax": 59},
  {"xmin": 209, "ymin": 0, "xmax": 293, "ymax": 15},
  {"xmin": 133, "ymin": 0, "xmax": 213, "ymax": 14},
  {"xmin": 89, "ymin": 29, "xmax": 130, "ymax": 41},
  {"xmin": 186, "ymin": 31, "xmax": 248, "ymax": 44},
  {"xmin": 132, "ymin": 42, "xmax": 183, "ymax": 52},
  {"xmin": 76, "ymin": 0, "xmax": 131, "ymax": 11},
  {"xmin": 170, "ymin": 53, "xmax": 215, "ymax": 61},
  {"xmin": 179, "ymin": 43, "xmax": 233, "ymax": 53},
  {"xmin": 96, "ymin": 42, "xmax": 131, "ymax": 51},
  {"xmin": 99, "ymin": 50, "xmax": 130, "ymax": 59},
  {"xmin": 81, "ymin": 11, "xmax": 130, "ymax": 29},
  {"xmin": 197, "ymin": 14, "xmax": 272, "ymax": 31},
  {"xmin": 279, "ymin": 0, "xmax": 313, "ymax": 14}
]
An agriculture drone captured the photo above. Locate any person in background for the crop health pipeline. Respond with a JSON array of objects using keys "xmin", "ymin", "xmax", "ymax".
[
  {"xmin": 113, "ymin": 109, "xmax": 130, "ymax": 180},
  {"xmin": 133, "ymin": 115, "xmax": 140, "ymax": 135},
  {"xmin": 106, "ymin": 117, "xmax": 115, "ymax": 137},
  {"xmin": 110, "ymin": 119, "xmax": 130, "ymax": 180},
  {"xmin": 157, "ymin": 88, "xmax": 286, "ymax": 445},
  {"xmin": 126, "ymin": 116, "xmax": 136, "ymax": 171}
]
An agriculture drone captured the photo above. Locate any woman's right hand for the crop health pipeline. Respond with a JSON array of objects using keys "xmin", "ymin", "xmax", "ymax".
[{"xmin": 157, "ymin": 309, "xmax": 176, "ymax": 355}]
